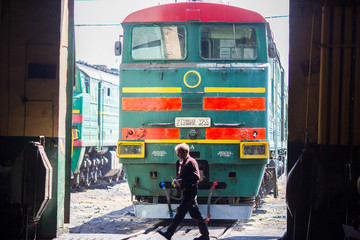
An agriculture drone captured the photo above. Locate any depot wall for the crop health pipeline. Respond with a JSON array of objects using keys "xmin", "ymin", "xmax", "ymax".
[
  {"xmin": 0, "ymin": 0, "xmax": 72, "ymax": 238},
  {"xmin": 287, "ymin": 0, "xmax": 360, "ymax": 239}
]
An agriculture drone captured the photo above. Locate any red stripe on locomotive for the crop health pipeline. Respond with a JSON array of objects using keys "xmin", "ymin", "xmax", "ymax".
[
  {"xmin": 203, "ymin": 97, "xmax": 266, "ymax": 111},
  {"xmin": 72, "ymin": 114, "xmax": 83, "ymax": 123},
  {"xmin": 122, "ymin": 128, "xmax": 180, "ymax": 140},
  {"xmin": 73, "ymin": 139, "xmax": 83, "ymax": 147},
  {"xmin": 122, "ymin": 97, "xmax": 182, "ymax": 111},
  {"xmin": 123, "ymin": 2, "xmax": 265, "ymax": 23},
  {"xmin": 206, "ymin": 128, "xmax": 266, "ymax": 140}
]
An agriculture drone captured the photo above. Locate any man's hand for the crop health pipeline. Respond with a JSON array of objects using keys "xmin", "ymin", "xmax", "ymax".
[{"xmin": 172, "ymin": 178, "xmax": 181, "ymax": 187}]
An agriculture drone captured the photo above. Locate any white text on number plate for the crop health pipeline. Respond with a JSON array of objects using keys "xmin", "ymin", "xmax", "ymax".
[{"xmin": 175, "ymin": 117, "xmax": 211, "ymax": 128}]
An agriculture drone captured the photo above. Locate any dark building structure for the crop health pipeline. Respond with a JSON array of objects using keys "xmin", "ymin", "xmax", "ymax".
[{"xmin": 287, "ymin": 0, "xmax": 360, "ymax": 239}]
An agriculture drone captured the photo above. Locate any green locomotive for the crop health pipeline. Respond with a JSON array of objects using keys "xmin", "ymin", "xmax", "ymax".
[
  {"xmin": 71, "ymin": 62, "xmax": 123, "ymax": 186},
  {"xmin": 116, "ymin": 1, "xmax": 287, "ymax": 219}
]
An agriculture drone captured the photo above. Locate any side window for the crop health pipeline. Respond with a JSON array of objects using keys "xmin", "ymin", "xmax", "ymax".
[
  {"xmin": 107, "ymin": 87, "xmax": 111, "ymax": 96},
  {"xmin": 84, "ymin": 76, "xmax": 90, "ymax": 93},
  {"xmin": 131, "ymin": 25, "xmax": 186, "ymax": 60},
  {"xmin": 200, "ymin": 25, "xmax": 258, "ymax": 60}
]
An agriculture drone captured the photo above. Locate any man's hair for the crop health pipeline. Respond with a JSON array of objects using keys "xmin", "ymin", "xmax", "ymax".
[{"xmin": 175, "ymin": 143, "xmax": 190, "ymax": 153}]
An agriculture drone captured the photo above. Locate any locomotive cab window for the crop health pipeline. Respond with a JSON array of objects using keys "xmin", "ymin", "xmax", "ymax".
[
  {"xmin": 84, "ymin": 76, "xmax": 90, "ymax": 93},
  {"xmin": 131, "ymin": 25, "xmax": 186, "ymax": 60},
  {"xmin": 200, "ymin": 25, "xmax": 258, "ymax": 60}
]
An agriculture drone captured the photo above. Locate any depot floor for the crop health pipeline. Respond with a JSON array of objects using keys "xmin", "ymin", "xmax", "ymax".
[{"xmin": 55, "ymin": 177, "xmax": 287, "ymax": 240}]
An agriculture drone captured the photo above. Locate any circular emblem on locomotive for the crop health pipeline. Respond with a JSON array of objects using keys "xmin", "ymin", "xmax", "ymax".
[{"xmin": 183, "ymin": 70, "xmax": 201, "ymax": 88}]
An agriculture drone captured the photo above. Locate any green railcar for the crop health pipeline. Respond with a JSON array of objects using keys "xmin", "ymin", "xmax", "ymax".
[
  {"xmin": 72, "ymin": 62, "xmax": 122, "ymax": 186},
  {"xmin": 116, "ymin": 2, "xmax": 287, "ymax": 219}
]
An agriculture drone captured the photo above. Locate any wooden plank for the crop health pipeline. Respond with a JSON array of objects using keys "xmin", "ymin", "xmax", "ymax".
[
  {"xmin": 132, "ymin": 233, "xmax": 153, "ymax": 240},
  {"xmin": 171, "ymin": 226, "xmax": 190, "ymax": 240},
  {"xmin": 340, "ymin": 7, "xmax": 353, "ymax": 145},
  {"xmin": 354, "ymin": 7, "xmax": 360, "ymax": 146},
  {"xmin": 132, "ymin": 225, "xmax": 166, "ymax": 240},
  {"xmin": 329, "ymin": 6, "xmax": 342, "ymax": 145},
  {"xmin": 172, "ymin": 226, "xmax": 199, "ymax": 240},
  {"xmin": 184, "ymin": 227, "xmax": 200, "ymax": 239},
  {"xmin": 217, "ymin": 221, "xmax": 240, "ymax": 239},
  {"xmin": 318, "ymin": 6, "xmax": 331, "ymax": 144},
  {"xmin": 208, "ymin": 226, "xmax": 227, "ymax": 239},
  {"xmin": 140, "ymin": 224, "xmax": 227, "ymax": 240}
]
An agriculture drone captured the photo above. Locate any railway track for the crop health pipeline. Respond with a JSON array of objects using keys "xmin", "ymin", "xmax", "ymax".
[
  {"xmin": 121, "ymin": 219, "xmax": 239, "ymax": 240},
  {"xmin": 58, "ymin": 219, "xmax": 240, "ymax": 240}
]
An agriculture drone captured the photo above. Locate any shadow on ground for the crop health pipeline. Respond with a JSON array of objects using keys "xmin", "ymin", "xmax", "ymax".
[
  {"xmin": 222, "ymin": 237, "xmax": 281, "ymax": 240},
  {"xmin": 70, "ymin": 205, "xmax": 157, "ymax": 234}
]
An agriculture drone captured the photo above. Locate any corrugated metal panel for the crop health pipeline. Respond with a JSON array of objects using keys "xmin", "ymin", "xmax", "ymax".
[{"xmin": 318, "ymin": 6, "xmax": 360, "ymax": 145}]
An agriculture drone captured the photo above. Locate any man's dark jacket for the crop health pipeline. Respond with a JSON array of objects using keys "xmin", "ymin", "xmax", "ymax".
[{"xmin": 176, "ymin": 156, "xmax": 200, "ymax": 189}]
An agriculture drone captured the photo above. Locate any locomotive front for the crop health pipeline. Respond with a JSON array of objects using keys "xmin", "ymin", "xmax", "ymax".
[{"xmin": 117, "ymin": 2, "xmax": 284, "ymax": 220}]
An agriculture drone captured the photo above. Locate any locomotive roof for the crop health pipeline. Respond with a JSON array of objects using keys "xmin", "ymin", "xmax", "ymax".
[
  {"xmin": 123, "ymin": 2, "xmax": 265, "ymax": 23},
  {"xmin": 77, "ymin": 63, "xmax": 119, "ymax": 86}
]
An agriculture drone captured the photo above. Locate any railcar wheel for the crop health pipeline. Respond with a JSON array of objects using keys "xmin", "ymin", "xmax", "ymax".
[
  {"xmin": 93, "ymin": 175, "xmax": 97, "ymax": 184},
  {"xmin": 84, "ymin": 173, "xmax": 92, "ymax": 187},
  {"xmin": 115, "ymin": 173, "xmax": 120, "ymax": 181},
  {"xmin": 121, "ymin": 170, "xmax": 126, "ymax": 180},
  {"xmin": 71, "ymin": 173, "xmax": 80, "ymax": 188},
  {"xmin": 84, "ymin": 179, "xmax": 91, "ymax": 187}
]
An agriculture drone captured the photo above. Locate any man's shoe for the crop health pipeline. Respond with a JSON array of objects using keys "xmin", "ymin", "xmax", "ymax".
[
  {"xmin": 194, "ymin": 235, "xmax": 210, "ymax": 240},
  {"xmin": 157, "ymin": 230, "xmax": 172, "ymax": 240}
]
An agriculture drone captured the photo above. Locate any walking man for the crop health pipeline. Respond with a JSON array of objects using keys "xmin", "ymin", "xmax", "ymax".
[{"xmin": 157, "ymin": 143, "xmax": 209, "ymax": 240}]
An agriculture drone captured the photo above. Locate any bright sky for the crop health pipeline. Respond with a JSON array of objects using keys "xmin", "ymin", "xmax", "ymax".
[{"xmin": 74, "ymin": 0, "xmax": 289, "ymax": 73}]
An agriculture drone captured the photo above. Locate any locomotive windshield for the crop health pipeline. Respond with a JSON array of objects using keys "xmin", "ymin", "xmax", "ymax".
[
  {"xmin": 131, "ymin": 25, "xmax": 186, "ymax": 60},
  {"xmin": 201, "ymin": 25, "xmax": 258, "ymax": 60}
]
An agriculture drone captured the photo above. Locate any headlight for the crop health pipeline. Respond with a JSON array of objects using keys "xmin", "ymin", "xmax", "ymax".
[
  {"xmin": 240, "ymin": 142, "xmax": 269, "ymax": 159},
  {"xmin": 117, "ymin": 141, "xmax": 145, "ymax": 158}
]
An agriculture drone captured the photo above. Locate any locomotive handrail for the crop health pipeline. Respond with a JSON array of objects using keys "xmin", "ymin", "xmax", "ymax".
[
  {"xmin": 122, "ymin": 67, "xmax": 178, "ymax": 71},
  {"xmin": 208, "ymin": 67, "xmax": 265, "ymax": 71},
  {"xmin": 181, "ymin": 92, "xmax": 205, "ymax": 94},
  {"xmin": 213, "ymin": 122, "xmax": 245, "ymax": 127},
  {"xmin": 132, "ymin": 184, "xmax": 183, "ymax": 201},
  {"xmin": 147, "ymin": 122, "xmax": 173, "ymax": 126}
]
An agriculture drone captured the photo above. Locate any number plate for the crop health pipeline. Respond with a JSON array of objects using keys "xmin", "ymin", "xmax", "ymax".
[{"xmin": 175, "ymin": 117, "xmax": 211, "ymax": 128}]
